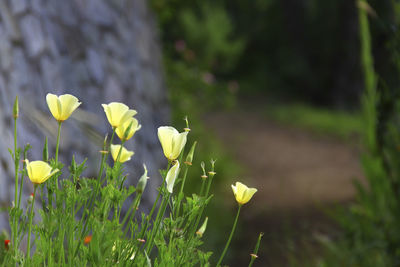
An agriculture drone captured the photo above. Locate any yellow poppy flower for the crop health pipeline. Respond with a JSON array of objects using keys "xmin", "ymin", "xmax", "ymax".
[
  {"xmin": 110, "ymin": 144, "xmax": 134, "ymax": 163},
  {"xmin": 115, "ymin": 117, "xmax": 141, "ymax": 141},
  {"xmin": 158, "ymin": 126, "xmax": 188, "ymax": 160},
  {"xmin": 231, "ymin": 182, "xmax": 257, "ymax": 205},
  {"xmin": 166, "ymin": 161, "xmax": 180, "ymax": 193},
  {"xmin": 26, "ymin": 160, "xmax": 59, "ymax": 185},
  {"xmin": 46, "ymin": 93, "xmax": 81, "ymax": 122},
  {"xmin": 102, "ymin": 102, "xmax": 137, "ymax": 128}
]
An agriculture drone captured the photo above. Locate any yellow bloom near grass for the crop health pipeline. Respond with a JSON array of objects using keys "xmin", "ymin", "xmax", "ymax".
[
  {"xmin": 26, "ymin": 160, "xmax": 59, "ymax": 185},
  {"xmin": 46, "ymin": 93, "xmax": 81, "ymax": 122},
  {"xmin": 231, "ymin": 182, "xmax": 257, "ymax": 205},
  {"xmin": 102, "ymin": 102, "xmax": 137, "ymax": 128},
  {"xmin": 110, "ymin": 144, "xmax": 134, "ymax": 163},
  {"xmin": 116, "ymin": 117, "xmax": 141, "ymax": 141},
  {"xmin": 158, "ymin": 126, "xmax": 188, "ymax": 160}
]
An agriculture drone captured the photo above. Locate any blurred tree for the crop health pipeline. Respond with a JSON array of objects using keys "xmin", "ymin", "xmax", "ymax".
[{"xmin": 0, "ymin": 0, "xmax": 168, "ymax": 230}]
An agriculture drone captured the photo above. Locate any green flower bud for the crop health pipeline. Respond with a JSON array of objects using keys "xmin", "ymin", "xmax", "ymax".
[
  {"xmin": 185, "ymin": 141, "xmax": 197, "ymax": 165},
  {"xmin": 13, "ymin": 96, "xmax": 19, "ymax": 118},
  {"xmin": 136, "ymin": 164, "xmax": 149, "ymax": 194}
]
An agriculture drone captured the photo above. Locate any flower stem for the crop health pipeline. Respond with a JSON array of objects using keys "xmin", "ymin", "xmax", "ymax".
[
  {"xmin": 27, "ymin": 186, "xmax": 38, "ymax": 259},
  {"xmin": 55, "ymin": 121, "xmax": 62, "ymax": 163},
  {"xmin": 248, "ymin": 232, "xmax": 264, "ymax": 267},
  {"xmin": 12, "ymin": 116, "xmax": 19, "ymax": 253},
  {"xmin": 216, "ymin": 204, "xmax": 242, "ymax": 267}
]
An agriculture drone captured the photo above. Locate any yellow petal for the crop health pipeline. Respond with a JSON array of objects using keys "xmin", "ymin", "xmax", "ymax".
[
  {"xmin": 46, "ymin": 93, "xmax": 60, "ymax": 120},
  {"xmin": 166, "ymin": 161, "xmax": 180, "ymax": 193},
  {"xmin": 59, "ymin": 94, "xmax": 81, "ymax": 121},
  {"xmin": 171, "ymin": 131, "xmax": 188, "ymax": 159},
  {"xmin": 110, "ymin": 144, "xmax": 134, "ymax": 163},
  {"xmin": 232, "ymin": 182, "xmax": 257, "ymax": 205},
  {"xmin": 102, "ymin": 102, "xmax": 137, "ymax": 128},
  {"xmin": 116, "ymin": 117, "xmax": 141, "ymax": 141},
  {"xmin": 158, "ymin": 126, "xmax": 178, "ymax": 159},
  {"xmin": 26, "ymin": 160, "xmax": 57, "ymax": 184}
]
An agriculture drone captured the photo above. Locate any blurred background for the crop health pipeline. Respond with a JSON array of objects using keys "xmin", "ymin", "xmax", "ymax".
[{"xmin": 1, "ymin": 0, "xmax": 400, "ymax": 266}]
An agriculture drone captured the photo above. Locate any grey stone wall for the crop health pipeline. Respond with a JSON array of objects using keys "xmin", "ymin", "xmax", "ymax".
[{"xmin": 0, "ymin": 0, "xmax": 169, "ymax": 230}]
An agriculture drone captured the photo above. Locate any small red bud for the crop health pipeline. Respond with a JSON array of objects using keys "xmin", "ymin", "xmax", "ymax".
[{"xmin": 4, "ymin": 240, "xmax": 10, "ymax": 250}]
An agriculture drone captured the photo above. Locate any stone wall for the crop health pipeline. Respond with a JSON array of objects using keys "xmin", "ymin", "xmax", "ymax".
[{"xmin": 0, "ymin": 0, "xmax": 169, "ymax": 230}]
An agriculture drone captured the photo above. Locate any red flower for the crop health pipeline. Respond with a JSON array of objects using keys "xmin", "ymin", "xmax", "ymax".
[{"xmin": 84, "ymin": 235, "xmax": 92, "ymax": 245}]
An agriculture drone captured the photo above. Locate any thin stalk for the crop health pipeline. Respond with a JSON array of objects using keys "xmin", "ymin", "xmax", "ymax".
[
  {"xmin": 132, "ymin": 162, "xmax": 170, "ymax": 264},
  {"xmin": 55, "ymin": 121, "xmax": 62, "ymax": 163},
  {"xmin": 191, "ymin": 173, "xmax": 215, "ymax": 237},
  {"xmin": 27, "ymin": 186, "xmax": 38, "ymax": 259},
  {"xmin": 248, "ymin": 232, "xmax": 264, "ymax": 267},
  {"xmin": 145, "ymin": 192, "xmax": 170, "ymax": 254},
  {"xmin": 216, "ymin": 205, "xmax": 242, "ymax": 267},
  {"xmin": 122, "ymin": 193, "xmax": 141, "ymax": 227},
  {"xmin": 199, "ymin": 178, "xmax": 206, "ymax": 197},
  {"xmin": 74, "ymin": 129, "xmax": 115, "ymax": 258},
  {"xmin": 175, "ymin": 164, "xmax": 189, "ymax": 217},
  {"xmin": 12, "ymin": 116, "xmax": 19, "ymax": 253}
]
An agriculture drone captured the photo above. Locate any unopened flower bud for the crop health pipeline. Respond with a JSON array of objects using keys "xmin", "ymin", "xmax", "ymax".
[
  {"xmin": 136, "ymin": 164, "xmax": 149, "ymax": 194},
  {"xmin": 13, "ymin": 96, "xmax": 19, "ymax": 119},
  {"xmin": 196, "ymin": 217, "xmax": 208, "ymax": 237},
  {"xmin": 185, "ymin": 141, "xmax": 197, "ymax": 165},
  {"xmin": 250, "ymin": 254, "xmax": 258, "ymax": 259}
]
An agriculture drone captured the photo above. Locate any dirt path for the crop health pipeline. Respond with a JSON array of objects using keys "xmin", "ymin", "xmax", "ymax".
[{"xmin": 204, "ymin": 109, "xmax": 364, "ymax": 266}]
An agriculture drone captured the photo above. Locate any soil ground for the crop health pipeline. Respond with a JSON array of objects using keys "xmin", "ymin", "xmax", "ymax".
[{"xmin": 204, "ymin": 109, "xmax": 364, "ymax": 266}]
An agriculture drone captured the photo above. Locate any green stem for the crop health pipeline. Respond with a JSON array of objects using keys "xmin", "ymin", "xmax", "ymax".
[
  {"xmin": 199, "ymin": 178, "xmax": 206, "ymax": 197},
  {"xmin": 74, "ymin": 129, "xmax": 115, "ymax": 258},
  {"xmin": 248, "ymin": 232, "xmax": 264, "ymax": 267},
  {"xmin": 12, "ymin": 116, "xmax": 19, "ymax": 254},
  {"xmin": 27, "ymin": 186, "xmax": 38, "ymax": 259},
  {"xmin": 146, "ymin": 192, "xmax": 170, "ymax": 254},
  {"xmin": 216, "ymin": 205, "xmax": 242, "ymax": 267},
  {"xmin": 122, "ymin": 193, "xmax": 141, "ymax": 227},
  {"xmin": 55, "ymin": 121, "xmax": 62, "ymax": 163},
  {"xmin": 175, "ymin": 164, "xmax": 189, "ymax": 217}
]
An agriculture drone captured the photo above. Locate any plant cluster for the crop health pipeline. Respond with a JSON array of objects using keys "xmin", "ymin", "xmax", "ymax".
[{"xmin": 0, "ymin": 94, "xmax": 262, "ymax": 266}]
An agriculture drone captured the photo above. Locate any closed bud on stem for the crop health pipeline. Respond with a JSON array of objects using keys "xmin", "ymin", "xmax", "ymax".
[
  {"xmin": 13, "ymin": 96, "xmax": 19, "ymax": 119},
  {"xmin": 103, "ymin": 134, "xmax": 108, "ymax": 151},
  {"xmin": 185, "ymin": 141, "xmax": 197, "ymax": 165},
  {"xmin": 196, "ymin": 217, "xmax": 208, "ymax": 237},
  {"xmin": 184, "ymin": 116, "xmax": 190, "ymax": 132},
  {"xmin": 136, "ymin": 164, "xmax": 149, "ymax": 194}
]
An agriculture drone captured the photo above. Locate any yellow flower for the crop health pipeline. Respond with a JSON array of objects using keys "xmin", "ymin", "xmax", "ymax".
[
  {"xmin": 115, "ymin": 117, "xmax": 141, "ymax": 141},
  {"xmin": 166, "ymin": 161, "xmax": 180, "ymax": 193},
  {"xmin": 158, "ymin": 126, "xmax": 188, "ymax": 160},
  {"xmin": 102, "ymin": 102, "xmax": 137, "ymax": 128},
  {"xmin": 231, "ymin": 182, "xmax": 257, "ymax": 205},
  {"xmin": 26, "ymin": 160, "xmax": 59, "ymax": 185},
  {"xmin": 110, "ymin": 144, "xmax": 134, "ymax": 163},
  {"xmin": 46, "ymin": 93, "xmax": 81, "ymax": 122}
]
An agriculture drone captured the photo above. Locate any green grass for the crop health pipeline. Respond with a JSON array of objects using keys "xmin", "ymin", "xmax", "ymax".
[{"xmin": 265, "ymin": 103, "xmax": 363, "ymax": 141}]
